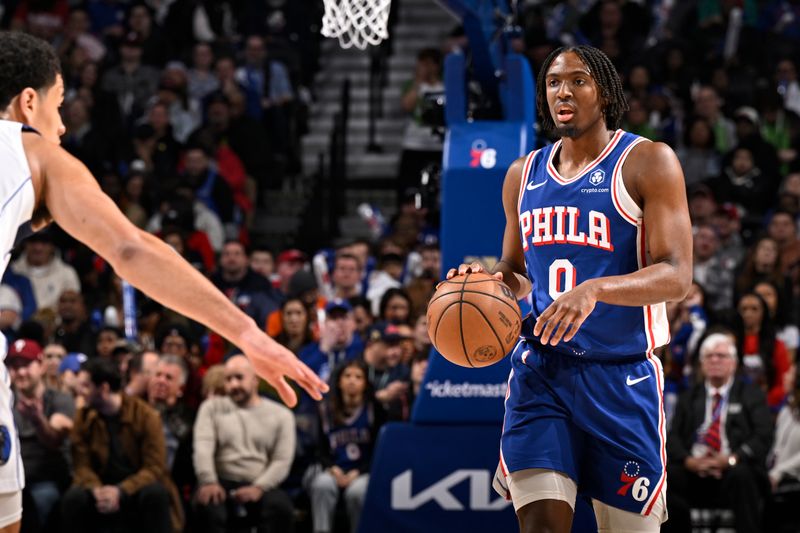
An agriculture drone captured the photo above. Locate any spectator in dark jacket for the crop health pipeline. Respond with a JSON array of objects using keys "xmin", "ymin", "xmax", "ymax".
[
  {"xmin": 211, "ymin": 240, "xmax": 282, "ymax": 327},
  {"xmin": 62, "ymin": 358, "xmax": 184, "ymax": 532},
  {"xmin": 664, "ymin": 332, "xmax": 773, "ymax": 533}
]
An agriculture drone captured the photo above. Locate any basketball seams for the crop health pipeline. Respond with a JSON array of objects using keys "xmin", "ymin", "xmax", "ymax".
[
  {"xmin": 453, "ymin": 290, "xmax": 522, "ymax": 322},
  {"xmin": 431, "ymin": 280, "xmax": 522, "ymax": 322},
  {"xmin": 459, "ymin": 274, "xmax": 473, "ymax": 367},
  {"xmin": 460, "ymin": 300, "xmax": 506, "ymax": 358},
  {"xmin": 432, "ymin": 300, "xmax": 474, "ymax": 367},
  {"xmin": 429, "ymin": 272, "xmax": 521, "ymax": 367}
]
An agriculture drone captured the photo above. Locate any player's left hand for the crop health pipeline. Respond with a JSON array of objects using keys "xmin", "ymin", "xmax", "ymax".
[{"xmin": 534, "ymin": 280, "xmax": 598, "ymax": 346}]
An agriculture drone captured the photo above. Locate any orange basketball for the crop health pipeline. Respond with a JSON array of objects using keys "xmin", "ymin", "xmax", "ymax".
[{"xmin": 427, "ymin": 271, "xmax": 522, "ymax": 368}]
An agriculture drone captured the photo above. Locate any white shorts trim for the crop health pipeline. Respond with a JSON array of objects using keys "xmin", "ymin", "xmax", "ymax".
[
  {"xmin": 507, "ymin": 468, "xmax": 577, "ymax": 512},
  {"xmin": 0, "ymin": 490, "xmax": 22, "ymax": 528}
]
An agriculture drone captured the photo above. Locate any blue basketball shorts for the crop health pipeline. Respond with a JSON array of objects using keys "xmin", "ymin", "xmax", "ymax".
[{"xmin": 497, "ymin": 339, "xmax": 667, "ymax": 516}]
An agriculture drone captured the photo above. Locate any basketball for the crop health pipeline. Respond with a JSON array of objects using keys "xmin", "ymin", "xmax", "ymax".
[{"xmin": 427, "ymin": 271, "xmax": 522, "ymax": 368}]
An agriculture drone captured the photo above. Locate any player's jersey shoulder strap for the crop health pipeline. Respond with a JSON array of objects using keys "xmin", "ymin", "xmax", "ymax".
[
  {"xmin": 516, "ymin": 149, "xmax": 540, "ymax": 213},
  {"xmin": 611, "ymin": 133, "xmax": 651, "ymax": 225}
]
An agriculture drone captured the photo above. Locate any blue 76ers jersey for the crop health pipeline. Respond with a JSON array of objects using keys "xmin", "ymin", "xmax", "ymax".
[{"xmin": 517, "ymin": 129, "xmax": 669, "ymax": 360}]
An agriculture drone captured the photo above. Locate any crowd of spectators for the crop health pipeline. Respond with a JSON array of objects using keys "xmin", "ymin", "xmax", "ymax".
[{"xmin": 3, "ymin": 0, "xmax": 800, "ymax": 532}]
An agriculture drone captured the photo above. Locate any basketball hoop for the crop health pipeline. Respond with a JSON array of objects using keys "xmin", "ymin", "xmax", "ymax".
[{"xmin": 321, "ymin": 0, "xmax": 392, "ymax": 50}]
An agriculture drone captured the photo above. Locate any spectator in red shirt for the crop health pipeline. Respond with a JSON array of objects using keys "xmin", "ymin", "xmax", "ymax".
[{"xmin": 735, "ymin": 292, "xmax": 791, "ymax": 409}]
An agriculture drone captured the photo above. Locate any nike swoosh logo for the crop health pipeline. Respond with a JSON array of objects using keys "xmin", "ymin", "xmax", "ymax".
[
  {"xmin": 526, "ymin": 180, "xmax": 548, "ymax": 190},
  {"xmin": 626, "ymin": 375, "xmax": 651, "ymax": 386}
]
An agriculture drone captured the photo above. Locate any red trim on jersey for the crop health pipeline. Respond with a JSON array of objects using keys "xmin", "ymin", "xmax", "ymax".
[
  {"xmin": 611, "ymin": 138, "xmax": 644, "ymax": 225},
  {"xmin": 498, "ymin": 365, "xmax": 516, "ymax": 482},
  {"xmin": 517, "ymin": 150, "xmax": 537, "ymax": 214},
  {"xmin": 644, "ymin": 353, "xmax": 668, "ymax": 516},
  {"xmin": 546, "ymin": 129, "xmax": 624, "ymax": 185},
  {"xmin": 638, "ymin": 223, "xmax": 657, "ymax": 352}
]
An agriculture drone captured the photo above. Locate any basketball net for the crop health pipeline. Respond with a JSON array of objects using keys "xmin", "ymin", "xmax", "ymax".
[{"xmin": 321, "ymin": 0, "xmax": 392, "ymax": 50}]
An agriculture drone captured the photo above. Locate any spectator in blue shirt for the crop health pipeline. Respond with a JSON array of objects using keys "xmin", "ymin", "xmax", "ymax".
[
  {"xmin": 299, "ymin": 299, "xmax": 363, "ymax": 384},
  {"xmin": 234, "ymin": 35, "xmax": 293, "ymax": 123}
]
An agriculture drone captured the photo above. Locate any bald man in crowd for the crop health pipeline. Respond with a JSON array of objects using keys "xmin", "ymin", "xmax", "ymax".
[{"xmin": 193, "ymin": 355, "xmax": 296, "ymax": 533}]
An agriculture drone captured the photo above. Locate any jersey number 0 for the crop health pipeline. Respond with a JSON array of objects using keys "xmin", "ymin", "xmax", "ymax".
[{"xmin": 548, "ymin": 259, "xmax": 576, "ymax": 300}]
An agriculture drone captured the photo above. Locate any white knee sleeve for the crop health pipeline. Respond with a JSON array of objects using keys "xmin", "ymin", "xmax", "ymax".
[
  {"xmin": 592, "ymin": 489, "xmax": 666, "ymax": 533},
  {"xmin": 507, "ymin": 468, "xmax": 578, "ymax": 512}
]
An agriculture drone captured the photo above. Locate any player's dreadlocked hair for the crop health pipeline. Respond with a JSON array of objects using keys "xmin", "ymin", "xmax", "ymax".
[
  {"xmin": 536, "ymin": 45, "xmax": 628, "ymax": 132},
  {"xmin": 0, "ymin": 32, "xmax": 61, "ymax": 111}
]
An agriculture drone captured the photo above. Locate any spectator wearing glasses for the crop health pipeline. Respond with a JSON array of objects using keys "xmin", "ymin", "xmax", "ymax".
[{"xmin": 665, "ymin": 332, "xmax": 773, "ymax": 533}]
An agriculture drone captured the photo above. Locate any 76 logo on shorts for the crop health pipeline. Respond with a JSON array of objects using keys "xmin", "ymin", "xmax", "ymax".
[{"xmin": 617, "ymin": 461, "xmax": 650, "ymax": 502}]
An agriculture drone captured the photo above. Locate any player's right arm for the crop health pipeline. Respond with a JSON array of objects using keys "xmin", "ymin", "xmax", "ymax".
[
  {"xmin": 445, "ymin": 156, "xmax": 532, "ymax": 299},
  {"xmin": 24, "ymin": 135, "xmax": 327, "ymax": 407}
]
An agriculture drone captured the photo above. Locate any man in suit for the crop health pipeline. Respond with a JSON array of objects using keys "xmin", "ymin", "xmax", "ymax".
[{"xmin": 664, "ymin": 331, "xmax": 773, "ymax": 533}]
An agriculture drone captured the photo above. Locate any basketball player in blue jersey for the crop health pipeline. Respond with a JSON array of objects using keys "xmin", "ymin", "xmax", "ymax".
[
  {"xmin": 447, "ymin": 46, "xmax": 692, "ymax": 532},
  {"xmin": 0, "ymin": 32, "xmax": 328, "ymax": 532}
]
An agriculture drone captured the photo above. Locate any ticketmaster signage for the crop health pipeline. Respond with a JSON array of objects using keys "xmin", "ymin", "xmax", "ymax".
[
  {"xmin": 412, "ymin": 349, "xmax": 511, "ymax": 424},
  {"xmin": 424, "ymin": 380, "xmax": 507, "ymax": 399}
]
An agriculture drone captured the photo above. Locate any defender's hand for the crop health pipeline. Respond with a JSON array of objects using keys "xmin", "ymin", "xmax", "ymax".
[
  {"xmin": 240, "ymin": 327, "xmax": 329, "ymax": 407},
  {"xmin": 534, "ymin": 281, "xmax": 598, "ymax": 346}
]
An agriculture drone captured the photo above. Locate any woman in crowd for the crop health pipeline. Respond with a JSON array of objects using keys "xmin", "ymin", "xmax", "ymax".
[
  {"xmin": 378, "ymin": 288, "xmax": 412, "ymax": 326},
  {"xmin": 348, "ymin": 296, "xmax": 374, "ymax": 343},
  {"xmin": 275, "ymin": 297, "xmax": 315, "ymax": 355},
  {"xmin": 735, "ymin": 291, "xmax": 792, "ymax": 409},
  {"xmin": 676, "ymin": 116, "xmax": 721, "ymax": 186},
  {"xmin": 308, "ymin": 359, "xmax": 385, "ymax": 533},
  {"xmin": 735, "ymin": 236, "xmax": 789, "ymax": 303},
  {"xmin": 754, "ymin": 280, "xmax": 799, "ymax": 362}
]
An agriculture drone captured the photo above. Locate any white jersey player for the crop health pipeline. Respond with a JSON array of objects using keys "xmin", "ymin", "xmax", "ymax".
[{"xmin": 0, "ymin": 31, "xmax": 327, "ymax": 532}]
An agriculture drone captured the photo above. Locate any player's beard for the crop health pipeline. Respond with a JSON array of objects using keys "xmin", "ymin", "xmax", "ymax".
[{"xmin": 555, "ymin": 125, "xmax": 580, "ymax": 138}]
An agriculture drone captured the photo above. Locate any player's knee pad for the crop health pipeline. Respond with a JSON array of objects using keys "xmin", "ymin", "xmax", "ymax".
[
  {"xmin": 592, "ymin": 489, "xmax": 666, "ymax": 533},
  {"xmin": 508, "ymin": 468, "xmax": 577, "ymax": 512}
]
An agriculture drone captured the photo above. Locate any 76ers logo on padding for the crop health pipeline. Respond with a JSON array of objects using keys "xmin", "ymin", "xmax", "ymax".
[
  {"xmin": 588, "ymin": 169, "xmax": 605, "ymax": 186},
  {"xmin": 617, "ymin": 461, "xmax": 650, "ymax": 502},
  {"xmin": 469, "ymin": 140, "xmax": 497, "ymax": 169}
]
